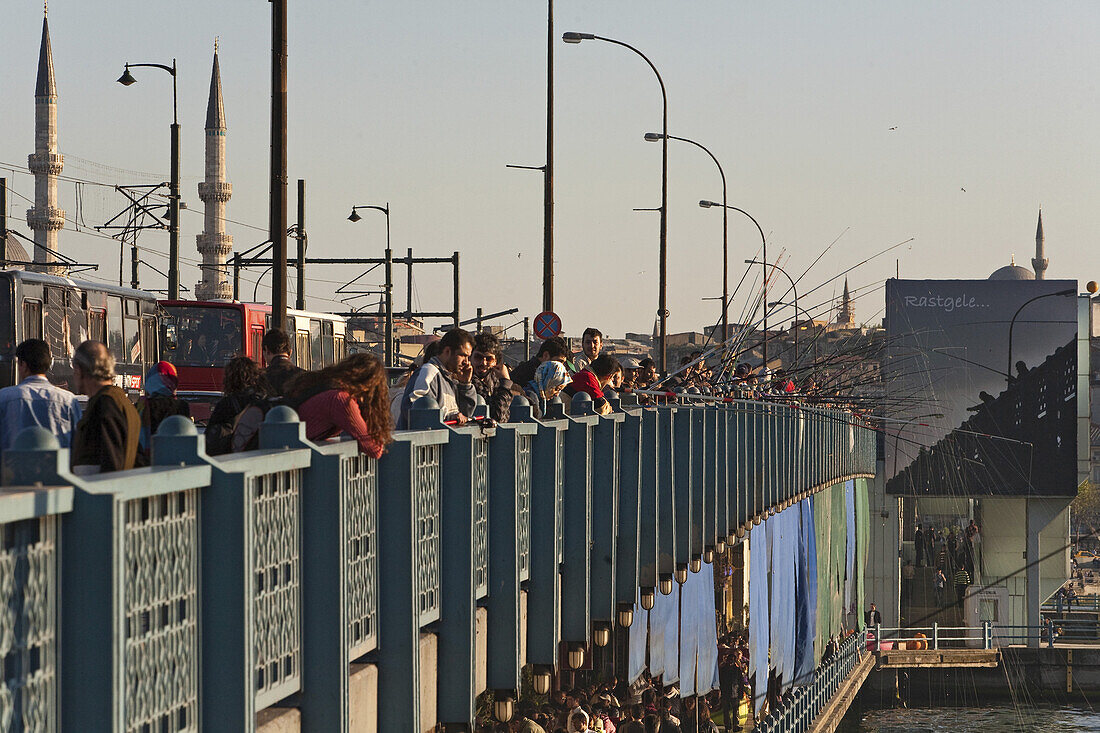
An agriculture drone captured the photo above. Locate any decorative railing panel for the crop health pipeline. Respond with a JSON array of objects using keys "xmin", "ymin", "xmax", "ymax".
[
  {"xmin": 251, "ymin": 469, "xmax": 303, "ymax": 709},
  {"xmin": 123, "ymin": 490, "xmax": 199, "ymax": 733},
  {"xmin": 472, "ymin": 437, "xmax": 490, "ymax": 598},
  {"xmin": 343, "ymin": 452, "xmax": 378, "ymax": 660},
  {"xmin": 516, "ymin": 433, "xmax": 533, "ymax": 582},
  {"xmin": 414, "ymin": 443, "xmax": 442, "ymax": 626},
  {"xmin": 0, "ymin": 515, "xmax": 58, "ymax": 733}
]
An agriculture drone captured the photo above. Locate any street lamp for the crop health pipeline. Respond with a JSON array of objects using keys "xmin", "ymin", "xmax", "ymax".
[
  {"xmin": 647, "ymin": 133, "xmax": 728, "ymax": 342},
  {"xmin": 700, "ymin": 201, "xmax": 768, "ymax": 365},
  {"xmin": 565, "ymin": 31, "xmax": 669, "ymax": 374},
  {"xmin": 768, "ymin": 300, "xmax": 818, "ymax": 370},
  {"xmin": 1006, "ymin": 288, "xmax": 1075, "ymax": 386},
  {"xmin": 118, "ymin": 60, "xmax": 180, "ymax": 300},
  {"xmin": 349, "ymin": 204, "xmax": 394, "ymax": 367},
  {"xmin": 749, "ymin": 260, "xmax": 798, "ymax": 365}
]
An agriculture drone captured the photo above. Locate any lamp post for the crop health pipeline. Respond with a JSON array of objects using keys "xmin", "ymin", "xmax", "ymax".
[
  {"xmin": 891, "ymin": 414, "xmax": 944, "ymax": 481},
  {"xmin": 565, "ymin": 31, "xmax": 669, "ymax": 374},
  {"xmin": 767, "ymin": 299, "xmax": 816, "ymax": 368},
  {"xmin": 700, "ymin": 201, "xmax": 767, "ymax": 365},
  {"xmin": 1006, "ymin": 288, "xmax": 1074, "ymax": 386},
  {"xmin": 349, "ymin": 204, "xmax": 393, "ymax": 367},
  {"xmin": 117, "ymin": 60, "xmax": 180, "ymax": 299},
  {"xmin": 646, "ymin": 133, "xmax": 728, "ymax": 342},
  {"xmin": 750, "ymin": 259, "xmax": 797, "ymax": 365}
]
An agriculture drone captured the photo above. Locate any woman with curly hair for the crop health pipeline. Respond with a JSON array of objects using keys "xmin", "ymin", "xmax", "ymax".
[
  {"xmin": 206, "ymin": 356, "xmax": 270, "ymax": 456},
  {"xmin": 286, "ymin": 352, "xmax": 391, "ymax": 458}
]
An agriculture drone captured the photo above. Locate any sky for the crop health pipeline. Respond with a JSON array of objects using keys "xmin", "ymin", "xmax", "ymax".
[{"xmin": 3, "ymin": 1, "xmax": 1100, "ymax": 338}]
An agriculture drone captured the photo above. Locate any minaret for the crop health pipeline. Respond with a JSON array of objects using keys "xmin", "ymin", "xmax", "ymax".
[
  {"xmin": 1031, "ymin": 208, "xmax": 1047, "ymax": 280},
  {"xmin": 837, "ymin": 278, "xmax": 855, "ymax": 325},
  {"xmin": 195, "ymin": 44, "xmax": 233, "ymax": 300},
  {"xmin": 26, "ymin": 10, "xmax": 65, "ymax": 271}
]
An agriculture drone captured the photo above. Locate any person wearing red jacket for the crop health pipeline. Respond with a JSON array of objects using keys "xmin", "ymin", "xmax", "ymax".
[{"xmin": 563, "ymin": 353, "xmax": 619, "ymax": 415}]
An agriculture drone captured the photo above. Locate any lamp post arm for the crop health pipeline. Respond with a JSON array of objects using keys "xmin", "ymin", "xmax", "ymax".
[{"xmin": 1006, "ymin": 288, "xmax": 1075, "ymax": 385}]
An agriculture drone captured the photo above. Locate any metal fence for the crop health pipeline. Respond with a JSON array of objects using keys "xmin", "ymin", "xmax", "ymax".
[
  {"xmin": 0, "ymin": 394, "xmax": 876, "ymax": 732},
  {"xmin": 756, "ymin": 629, "xmax": 867, "ymax": 733}
]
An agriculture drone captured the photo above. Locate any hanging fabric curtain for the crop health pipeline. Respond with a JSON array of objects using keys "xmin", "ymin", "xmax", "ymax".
[
  {"xmin": 844, "ymin": 479, "xmax": 856, "ymax": 617},
  {"xmin": 793, "ymin": 497, "xmax": 818, "ymax": 684},
  {"xmin": 748, "ymin": 521, "xmax": 769, "ymax": 715},
  {"xmin": 628, "ymin": 589, "xmax": 649, "ymax": 684}
]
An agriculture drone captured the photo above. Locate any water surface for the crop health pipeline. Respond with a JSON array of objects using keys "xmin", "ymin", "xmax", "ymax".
[{"xmin": 842, "ymin": 704, "xmax": 1100, "ymax": 732}]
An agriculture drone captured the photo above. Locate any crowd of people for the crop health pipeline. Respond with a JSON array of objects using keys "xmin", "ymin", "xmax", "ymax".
[
  {"xmin": 0, "ymin": 328, "xmax": 394, "ymax": 473},
  {"xmin": 479, "ymin": 649, "xmax": 751, "ymax": 732},
  {"xmin": 908, "ymin": 521, "xmax": 981, "ymax": 608}
]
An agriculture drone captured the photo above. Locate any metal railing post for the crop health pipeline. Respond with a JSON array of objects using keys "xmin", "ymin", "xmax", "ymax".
[
  {"xmin": 932, "ymin": 622, "xmax": 939, "ymax": 650},
  {"xmin": 562, "ymin": 392, "xmax": 597, "ymax": 652},
  {"xmin": 591, "ymin": 399, "xmax": 624, "ymax": 644},
  {"xmin": 487, "ymin": 398, "xmax": 538, "ymax": 706},
  {"xmin": 517, "ymin": 400, "xmax": 566, "ymax": 674}
]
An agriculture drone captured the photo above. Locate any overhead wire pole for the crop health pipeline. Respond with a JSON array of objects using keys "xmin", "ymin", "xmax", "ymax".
[
  {"xmin": 544, "ymin": 0, "xmax": 554, "ymax": 313},
  {"xmin": 270, "ymin": 0, "xmax": 288, "ymax": 331},
  {"xmin": 296, "ymin": 179, "xmax": 306, "ymax": 310}
]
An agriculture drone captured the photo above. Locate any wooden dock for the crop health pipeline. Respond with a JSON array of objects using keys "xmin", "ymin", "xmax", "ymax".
[{"xmin": 875, "ymin": 648, "xmax": 1000, "ymax": 669}]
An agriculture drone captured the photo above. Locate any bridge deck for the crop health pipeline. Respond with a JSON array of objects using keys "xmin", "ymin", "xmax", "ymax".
[{"xmin": 875, "ymin": 648, "xmax": 1000, "ymax": 668}]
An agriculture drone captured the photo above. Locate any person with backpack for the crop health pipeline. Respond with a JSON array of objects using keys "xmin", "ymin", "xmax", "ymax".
[
  {"xmin": 137, "ymin": 361, "xmax": 191, "ymax": 459},
  {"xmin": 286, "ymin": 353, "xmax": 391, "ymax": 458},
  {"xmin": 206, "ymin": 357, "xmax": 272, "ymax": 456}
]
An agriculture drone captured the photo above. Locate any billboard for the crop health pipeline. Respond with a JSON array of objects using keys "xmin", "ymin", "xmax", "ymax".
[{"xmin": 884, "ymin": 278, "xmax": 1082, "ymax": 497}]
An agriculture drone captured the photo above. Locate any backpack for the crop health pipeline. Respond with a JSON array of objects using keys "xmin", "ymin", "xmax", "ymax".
[
  {"xmin": 206, "ymin": 393, "xmax": 272, "ymax": 456},
  {"xmin": 230, "ymin": 399, "xmax": 271, "ymax": 453}
]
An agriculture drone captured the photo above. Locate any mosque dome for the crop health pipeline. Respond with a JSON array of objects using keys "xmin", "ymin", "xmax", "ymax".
[{"xmin": 989, "ymin": 256, "xmax": 1034, "ymax": 281}]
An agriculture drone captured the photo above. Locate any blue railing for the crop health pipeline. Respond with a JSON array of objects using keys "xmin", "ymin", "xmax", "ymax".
[
  {"xmin": 0, "ymin": 393, "xmax": 876, "ymax": 732},
  {"xmin": 756, "ymin": 629, "xmax": 867, "ymax": 733}
]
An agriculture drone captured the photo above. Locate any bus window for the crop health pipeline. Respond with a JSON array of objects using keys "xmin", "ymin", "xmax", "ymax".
[
  {"xmin": 321, "ymin": 321, "xmax": 334, "ymax": 366},
  {"xmin": 335, "ymin": 335, "xmax": 345, "ymax": 361},
  {"xmin": 296, "ymin": 331, "xmax": 310, "ymax": 370},
  {"xmin": 124, "ymin": 312, "xmax": 141, "ymax": 365},
  {"xmin": 161, "ymin": 305, "xmax": 244, "ymax": 368},
  {"xmin": 23, "ymin": 299, "xmax": 42, "ymax": 340},
  {"xmin": 141, "ymin": 317, "xmax": 158, "ymax": 370},
  {"xmin": 88, "ymin": 309, "xmax": 107, "ymax": 345},
  {"xmin": 67, "ymin": 290, "xmax": 87, "ymax": 354},
  {"xmin": 107, "ymin": 297, "xmax": 124, "ymax": 362},
  {"xmin": 43, "ymin": 289, "xmax": 68, "ymax": 358},
  {"xmin": 250, "ymin": 326, "xmax": 263, "ymax": 364},
  {"xmin": 309, "ymin": 319, "xmax": 322, "ymax": 368}
]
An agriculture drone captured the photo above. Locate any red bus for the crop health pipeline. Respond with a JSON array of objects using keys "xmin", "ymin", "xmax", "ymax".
[{"xmin": 159, "ymin": 300, "xmax": 347, "ymax": 391}]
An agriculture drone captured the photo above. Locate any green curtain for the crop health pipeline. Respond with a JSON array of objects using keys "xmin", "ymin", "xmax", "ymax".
[
  {"xmin": 855, "ymin": 478, "xmax": 870, "ymax": 627},
  {"xmin": 814, "ymin": 481, "xmax": 849, "ymax": 662}
]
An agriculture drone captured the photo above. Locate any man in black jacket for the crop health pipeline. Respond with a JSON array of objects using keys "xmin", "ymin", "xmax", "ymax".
[
  {"xmin": 262, "ymin": 329, "xmax": 303, "ymax": 397},
  {"xmin": 511, "ymin": 336, "xmax": 569, "ymax": 389}
]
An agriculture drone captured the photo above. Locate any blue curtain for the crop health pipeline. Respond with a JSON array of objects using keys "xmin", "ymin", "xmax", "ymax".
[
  {"xmin": 793, "ymin": 498, "xmax": 818, "ymax": 684},
  {"xmin": 770, "ymin": 509, "xmax": 798, "ymax": 690},
  {"xmin": 749, "ymin": 521, "xmax": 769, "ymax": 714}
]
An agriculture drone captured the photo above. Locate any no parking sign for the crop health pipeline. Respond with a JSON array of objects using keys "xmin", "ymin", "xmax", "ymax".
[{"xmin": 532, "ymin": 311, "xmax": 562, "ymax": 340}]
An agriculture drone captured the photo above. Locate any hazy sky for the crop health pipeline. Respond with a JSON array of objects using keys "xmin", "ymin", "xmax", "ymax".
[{"xmin": 2, "ymin": 1, "xmax": 1098, "ymax": 337}]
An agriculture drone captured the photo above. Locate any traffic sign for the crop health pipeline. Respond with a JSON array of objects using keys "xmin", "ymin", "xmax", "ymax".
[{"xmin": 532, "ymin": 310, "xmax": 562, "ymax": 340}]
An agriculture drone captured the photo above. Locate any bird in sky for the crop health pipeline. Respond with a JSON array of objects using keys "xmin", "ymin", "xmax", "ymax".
[{"xmin": 888, "ymin": 126, "xmax": 898, "ymax": 131}]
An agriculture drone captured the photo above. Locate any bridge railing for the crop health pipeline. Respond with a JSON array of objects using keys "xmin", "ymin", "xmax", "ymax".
[
  {"xmin": 869, "ymin": 623, "xmax": 995, "ymax": 650},
  {"xmin": 0, "ymin": 393, "xmax": 877, "ymax": 732},
  {"xmin": 755, "ymin": 628, "xmax": 866, "ymax": 733}
]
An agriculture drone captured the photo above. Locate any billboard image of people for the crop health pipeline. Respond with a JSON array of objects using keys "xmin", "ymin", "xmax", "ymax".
[{"xmin": 884, "ymin": 278, "xmax": 1081, "ymax": 497}]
